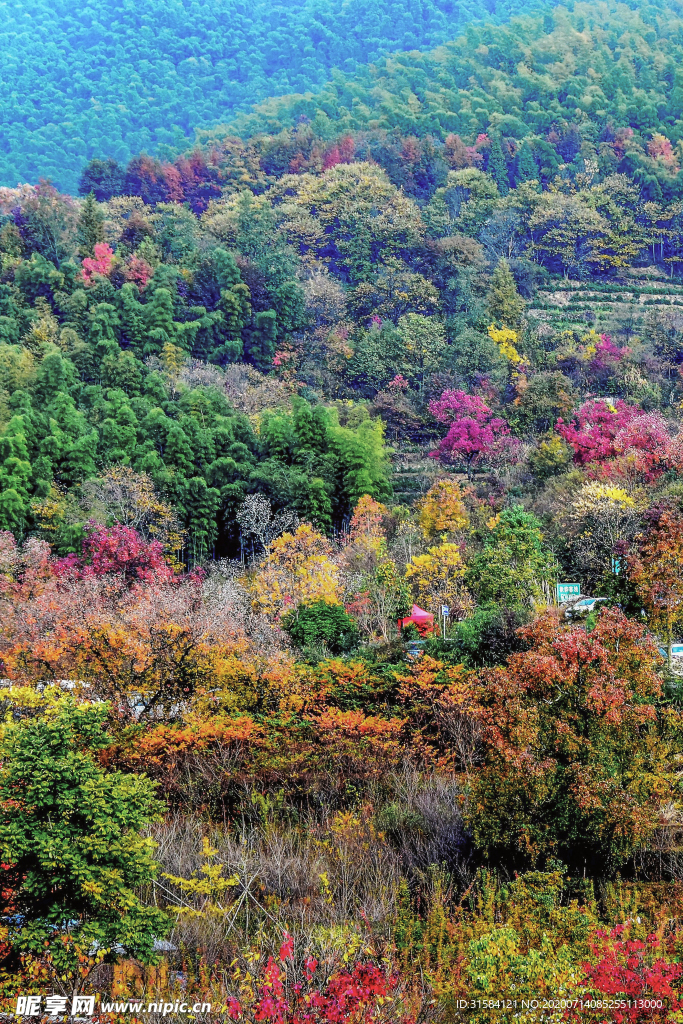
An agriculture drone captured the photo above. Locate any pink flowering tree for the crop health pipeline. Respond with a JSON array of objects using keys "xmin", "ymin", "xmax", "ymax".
[
  {"xmin": 80, "ymin": 243, "xmax": 114, "ymax": 284},
  {"xmin": 55, "ymin": 524, "xmax": 176, "ymax": 585},
  {"xmin": 557, "ymin": 399, "xmax": 672, "ymax": 481},
  {"xmin": 588, "ymin": 333, "xmax": 629, "ymax": 375},
  {"xmin": 429, "ymin": 390, "xmax": 516, "ymax": 478},
  {"xmin": 557, "ymin": 400, "xmax": 642, "ymax": 465},
  {"xmin": 613, "ymin": 411, "xmax": 672, "ymax": 482},
  {"xmin": 667, "ymin": 429, "xmax": 683, "ymax": 473}
]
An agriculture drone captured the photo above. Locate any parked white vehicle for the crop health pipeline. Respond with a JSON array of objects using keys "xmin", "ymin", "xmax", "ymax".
[{"xmin": 564, "ymin": 596, "xmax": 608, "ymax": 620}]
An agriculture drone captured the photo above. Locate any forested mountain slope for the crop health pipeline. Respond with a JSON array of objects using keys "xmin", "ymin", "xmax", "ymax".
[
  {"xmin": 76, "ymin": 0, "xmax": 683, "ymax": 216},
  {"xmin": 8, "ymin": 1, "xmax": 683, "ymax": 564},
  {"xmin": 6, "ymin": 0, "xmax": 683, "ymax": 1010},
  {"xmin": 222, "ymin": 0, "xmax": 683, "ymax": 161},
  {"xmin": 0, "ymin": 0, "xmax": 551, "ymax": 193}
]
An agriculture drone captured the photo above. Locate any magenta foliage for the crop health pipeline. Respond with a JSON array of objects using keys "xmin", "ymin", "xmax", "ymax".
[
  {"xmin": 55, "ymin": 524, "xmax": 176, "ymax": 585},
  {"xmin": 614, "ymin": 411, "xmax": 672, "ymax": 480},
  {"xmin": 616, "ymin": 411, "xmax": 670, "ymax": 455},
  {"xmin": 557, "ymin": 400, "xmax": 671, "ymax": 477},
  {"xmin": 429, "ymin": 390, "xmax": 512, "ymax": 473},
  {"xmin": 556, "ymin": 399, "xmax": 642, "ymax": 465},
  {"xmin": 429, "ymin": 389, "xmax": 493, "ymax": 425},
  {"xmin": 81, "ymin": 243, "xmax": 114, "ymax": 283},
  {"xmin": 588, "ymin": 334, "xmax": 628, "ymax": 373}
]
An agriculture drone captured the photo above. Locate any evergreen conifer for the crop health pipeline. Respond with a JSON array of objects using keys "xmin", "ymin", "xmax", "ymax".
[
  {"xmin": 77, "ymin": 192, "xmax": 105, "ymax": 258},
  {"xmin": 487, "ymin": 258, "xmax": 524, "ymax": 327},
  {"xmin": 487, "ymin": 134, "xmax": 510, "ymax": 195},
  {"xmin": 514, "ymin": 142, "xmax": 537, "ymax": 185}
]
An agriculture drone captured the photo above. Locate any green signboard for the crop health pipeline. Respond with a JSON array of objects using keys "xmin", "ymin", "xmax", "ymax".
[{"xmin": 556, "ymin": 583, "xmax": 581, "ymax": 604}]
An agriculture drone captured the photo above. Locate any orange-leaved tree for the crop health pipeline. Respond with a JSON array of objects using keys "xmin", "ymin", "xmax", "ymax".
[
  {"xmin": 342, "ymin": 494, "xmax": 388, "ymax": 576},
  {"xmin": 0, "ymin": 536, "xmax": 284, "ymax": 723},
  {"xmin": 435, "ymin": 608, "xmax": 675, "ymax": 873},
  {"xmin": 629, "ymin": 504, "xmax": 683, "ymax": 671}
]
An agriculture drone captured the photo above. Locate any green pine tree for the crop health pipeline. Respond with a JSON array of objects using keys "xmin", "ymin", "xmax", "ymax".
[
  {"xmin": 487, "ymin": 134, "xmax": 510, "ymax": 195},
  {"xmin": 513, "ymin": 142, "xmax": 538, "ymax": 185},
  {"xmin": 274, "ymin": 280, "xmax": 308, "ymax": 337},
  {"xmin": 0, "ymin": 426, "xmax": 31, "ymax": 534},
  {"xmin": 293, "ymin": 398, "xmax": 329, "ymax": 460},
  {"xmin": 40, "ymin": 392, "xmax": 98, "ymax": 487},
  {"xmin": 244, "ymin": 309, "xmax": 278, "ymax": 370},
  {"xmin": 181, "ymin": 476, "xmax": 221, "ymax": 565},
  {"xmin": 88, "ymin": 302, "xmax": 120, "ymax": 364},
  {"xmin": 0, "ymin": 488, "xmax": 26, "ymax": 536},
  {"xmin": 118, "ymin": 283, "xmax": 146, "ymax": 356},
  {"xmin": 294, "ymin": 475, "xmax": 333, "ymax": 534},
  {"xmin": 487, "ymin": 258, "xmax": 524, "ymax": 328},
  {"xmin": 218, "ymin": 283, "xmax": 251, "ymax": 361},
  {"xmin": 77, "ymin": 192, "xmax": 105, "ymax": 258},
  {"xmin": 143, "ymin": 287, "xmax": 176, "ymax": 357}
]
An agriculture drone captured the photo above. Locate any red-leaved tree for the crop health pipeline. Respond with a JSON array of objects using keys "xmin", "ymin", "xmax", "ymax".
[
  {"xmin": 568, "ymin": 926, "xmax": 683, "ymax": 1023},
  {"xmin": 81, "ymin": 243, "xmax": 114, "ymax": 283},
  {"xmin": 557, "ymin": 399, "xmax": 641, "ymax": 464},
  {"xmin": 611, "ymin": 411, "xmax": 672, "ymax": 481},
  {"xmin": 124, "ymin": 254, "xmax": 153, "ymax": 290},
  {"xmin": 557, "ymin": 399, "xmax": 672, "ymax": 481},
  {"xmin": 55, "ymin": 524, "xmax": 175, "ymax": 585},
  {"xmin": 225, "ymin": 934, "xmax": 414, "ymax": 1023}
]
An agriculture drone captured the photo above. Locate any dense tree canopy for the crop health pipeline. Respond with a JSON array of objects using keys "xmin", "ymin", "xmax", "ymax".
[
  {"xmin": 7, "ymin": 2, "xmax": 683, "ymax": 1015},
  {"xmin": 0, "ymin": 0, "xmax": 551, "ymax": 192},
  {"xmin": 211, "ymin": 0, "xmax": 683, "ymax": 205},
  {"xmin": 0, "ymin": 701, "xmax": 170, "ymax": 983}
]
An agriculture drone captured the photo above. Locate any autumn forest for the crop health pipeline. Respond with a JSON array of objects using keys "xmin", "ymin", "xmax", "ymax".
[{"xmin": 6, "ymin": 0, "xmax": 683, "ymax": 1021}]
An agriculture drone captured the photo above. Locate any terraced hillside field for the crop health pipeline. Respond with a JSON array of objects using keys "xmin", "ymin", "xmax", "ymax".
[{"xmin": 529, "ymin": 274, "xmax": 683, "ymax": 336}]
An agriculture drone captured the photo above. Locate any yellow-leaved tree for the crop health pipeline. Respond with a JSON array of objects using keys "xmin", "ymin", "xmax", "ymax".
[
  {"xmin": 416, "ymin": 478, "xmax": 469, "ymax": 540},
  {"xmin": 251, "ymin": 523, "xmax": 341, "ymax": 618},
  {"xmin": 488, "ymin": 324, "xmax": 523, "ymax": 364},
  {"xmin": 343, "ymin": 494, "xmax": 388, "ymax": 574},
  {"xmin": 405, "ymin": 542, "xmax": 473, "ymax": 618},
  {"xmin": 565, "ymin": 481, "xmax": 642, "ymax": 589},
  {"xmin": 342, "ymin": 495, "xmax": 412, "ymax": 640}
]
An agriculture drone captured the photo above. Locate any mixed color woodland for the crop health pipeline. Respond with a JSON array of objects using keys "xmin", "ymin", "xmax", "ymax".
[{"xmin": 8, "ymin": 0, "xmax": 683, "ymax": 1021}]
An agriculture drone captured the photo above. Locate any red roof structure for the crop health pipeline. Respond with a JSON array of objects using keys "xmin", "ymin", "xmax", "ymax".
[{"xmin": 398, "ymin": 604, "xmax": 435, "ymax": 636}]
